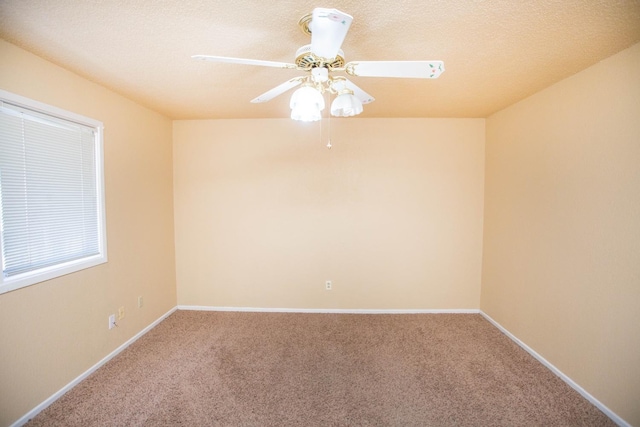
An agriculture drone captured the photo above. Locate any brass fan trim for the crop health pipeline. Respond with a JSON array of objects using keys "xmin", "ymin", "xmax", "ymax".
[
  {"xmin": 295, "ymin": 52, "xmax": 345, "ymax": 70},
  {"xmin": 298, "ymin": 13, "xmax": 313, "ymax": 36}
]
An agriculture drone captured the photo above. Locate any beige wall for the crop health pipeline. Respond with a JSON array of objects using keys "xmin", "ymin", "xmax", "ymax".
[
  {"xmin": 0, "ymin": 40, "xmax": 177, "ymax": 426},
  {"xmin": 481, "ymin": 42, "xmax": 640, "ymax": 425},
  {"xmin": 173, "ymin": 118, "xmax": 485, "ymax": 309}
]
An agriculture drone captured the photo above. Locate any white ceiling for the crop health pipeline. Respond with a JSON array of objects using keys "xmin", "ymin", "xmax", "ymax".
[{"xmin": 1, "ymin": 1, "xmax": 639, "ymax": 120}]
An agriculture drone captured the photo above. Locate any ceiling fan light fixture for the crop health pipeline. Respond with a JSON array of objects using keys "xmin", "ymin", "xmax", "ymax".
[
  {"xmin": 291, "ymin": 104, "xmax": 323, "ymax": 122},
  {"xmin": 290, "ymin": 85, "xmax": 325, "ymax": 122},
  {"xmin": 330, "ymin": 90, "xmax": 363, "ymax": 117}
]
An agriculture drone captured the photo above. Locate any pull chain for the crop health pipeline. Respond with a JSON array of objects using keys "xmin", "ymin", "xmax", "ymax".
[{"xmin": 327, "ymin": 107, "xmax": 332, "ymax": 149}]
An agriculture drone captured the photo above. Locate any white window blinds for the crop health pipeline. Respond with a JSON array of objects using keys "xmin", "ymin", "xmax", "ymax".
[{"xmin": 0, "ymin": 95, "xmax": 106, "ymax": 290}]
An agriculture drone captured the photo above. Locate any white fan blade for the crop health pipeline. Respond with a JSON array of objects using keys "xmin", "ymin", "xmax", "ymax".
[
  {"xmin": 192, "ymin": 55, "xmax": 296, "ymax": 69},
  {"xmin": 344, "ymin": 79, "xmax": 375, "ymax": 104},
  {"xmin": 250, "ymin": 77, "xmax": 304, "ymax": 103},
  {"xmin": 310, "ymin": 8, "xmax": 353, "ymax": 60},
  {"xmin": 346, "ymin": 61, "xmax": 445, "ymax": 79}
]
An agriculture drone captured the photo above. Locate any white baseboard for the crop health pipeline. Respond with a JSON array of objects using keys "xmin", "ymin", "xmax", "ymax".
[
  {"xmin": 11, "ymin": 306, "xmax": 178, "ymax": 427},
  {"xmin": 479, "ymin": 311, "xmax": 629, "ymax": 427},
  {"xmin": 177, "ymin": 305, "xmax": 480, "ymax": 314}
]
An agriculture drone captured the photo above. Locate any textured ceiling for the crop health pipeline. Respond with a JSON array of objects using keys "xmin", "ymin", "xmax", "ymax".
[{"xmin": 1, "ymin": 1, "xmax": 639, "ymax": 120}]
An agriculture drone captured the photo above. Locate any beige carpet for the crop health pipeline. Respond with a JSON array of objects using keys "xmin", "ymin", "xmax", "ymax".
[{"xmin": 28, "ymin": 311, "xmax": 613, "ymax": 426}]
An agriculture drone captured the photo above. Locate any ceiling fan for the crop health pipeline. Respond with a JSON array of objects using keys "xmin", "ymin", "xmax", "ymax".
[{"xmin": 193, "ymin": 8, "xmax": 445, "ymax": 122}]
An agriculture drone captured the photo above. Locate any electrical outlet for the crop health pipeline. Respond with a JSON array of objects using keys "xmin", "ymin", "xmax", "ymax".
[
  {"xmin": 118, "ymin": 306, "xmax": 125, "ymax": 320},
  {"xmin": 137, "ymin": 296, "xmax": 143, "ymax": 308},
  {"xmin": 108, "ymin": 314, "xmax": 116, "ymax": 330},
  {"xmin": 325, "ymin": 280, "xmax": 332, "ymax": 290}
]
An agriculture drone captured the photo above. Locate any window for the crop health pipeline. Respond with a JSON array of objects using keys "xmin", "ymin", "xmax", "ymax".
[{"xmin": 0, "ymin": 90, "xmax": 107, "ymax": 294}]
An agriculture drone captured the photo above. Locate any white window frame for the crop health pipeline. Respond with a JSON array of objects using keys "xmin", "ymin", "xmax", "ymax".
[{"xmin": 0, "ymin": 89, "xmax": 107, "ymax": 294}]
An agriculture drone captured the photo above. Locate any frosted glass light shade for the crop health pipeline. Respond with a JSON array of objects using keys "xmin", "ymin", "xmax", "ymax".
[
  {"xmin": 330, "ymin": 92, "xmax": 363, "ymax": 117},
  {"xmin": 291, "ymin": 104, "xmax": 322, "ymax": 122},
  {"xmin": 290, "ymin": 86, "xmax": 324, "ymax": 122}
]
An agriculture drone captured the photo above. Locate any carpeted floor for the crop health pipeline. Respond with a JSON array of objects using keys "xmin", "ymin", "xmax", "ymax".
[{"xmin": 28, "ymin": 311, "xmax": 614, "ymax": 426}]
